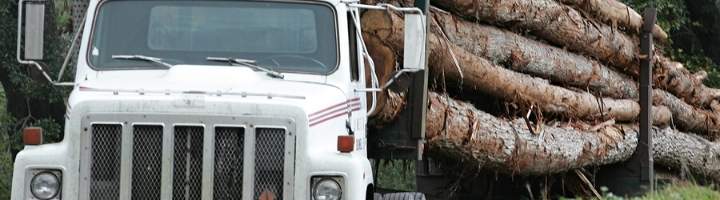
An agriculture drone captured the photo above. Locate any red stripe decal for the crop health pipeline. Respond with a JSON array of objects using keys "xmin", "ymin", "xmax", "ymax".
[
  {"xmin": 309, "ymin": 97, "xmax": 359, "ymax": 117},
  {"xmin": 309, "ymin": 102, "xmax": 361, "ymax": 123},
  {"xmin": 309, "ymin": 107, "xmax": 362, "ymax": 127}
]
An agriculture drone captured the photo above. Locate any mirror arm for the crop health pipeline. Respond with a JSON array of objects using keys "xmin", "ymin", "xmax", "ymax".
[
  {"xmin": 355, "ymin": 68, "xmax": 423, "ymax": 92},
  {"xmin": 345, "ymin": 2, "xmax": 424, "ymax": 14},
  {"xmin": 57, "ymin": 10, "xmax": 87, "ymax": 82},
  {"xmin": 16, "ymin": 0, "xmax": 74, "ymax": 87}
]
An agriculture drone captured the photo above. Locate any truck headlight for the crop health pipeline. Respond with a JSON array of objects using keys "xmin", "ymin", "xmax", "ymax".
[
  {"xmin": 30, "ymin": 172, "xmax": 60, "ymax": 199},
  {"xmin": 312, "ymin": 178, "xmax": 342, "ymax": 200}
]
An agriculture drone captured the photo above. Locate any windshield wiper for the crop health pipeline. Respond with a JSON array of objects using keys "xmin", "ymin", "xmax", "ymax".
[
  {"xmin": 206, "ymin": 57, "xmax": 284, "ymax": 79},
  {"xmin": 112, "ymin": 55, "xmax": 173, "ymax": 68}
]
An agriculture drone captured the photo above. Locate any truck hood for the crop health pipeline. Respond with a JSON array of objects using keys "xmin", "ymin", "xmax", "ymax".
[{"xmin": 70, "ymin": 65, "xmax": 353, "ymax": 118}]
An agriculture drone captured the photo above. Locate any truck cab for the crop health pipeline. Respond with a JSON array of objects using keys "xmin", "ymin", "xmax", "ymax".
[{"xmin": 11, "ymin": 0, "xmax": 427, "ymax": 199}]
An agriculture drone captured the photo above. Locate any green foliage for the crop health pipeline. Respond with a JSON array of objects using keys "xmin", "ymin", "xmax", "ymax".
[
  {"xmin": 0, "ymin": 88, "xmax": 13, "ymax": 200},
  {"xmin": 622, "ymin": 0, "xmax": 690, "ymax": 32},
  {"xmin": 29, "ymin": 118, "xmax": 63, "ymax": 144},
  {"xmin": 376, "ymin": 160, "xmax": 416, "ymax": 191},
  {"xmin": 622, "ymin": 0, "xmax": 720, "ymax": 88},
  {"xmin": 54, "ymin": 0, "xmax": 73, "ymax": 32},
  {"xmin": 0, "ymin": 1, "xmax": 75, "ymax": 198},
  {"xmin": 0, "ymin": 136, "xmax": 13, "ymax": 200},
  {"xmin": 638, "ymin": 183, "xmax": 720, "ymax": 200},
  {"xmin": 668, "ymin": 48, "xmax": 720, "ymax": 88}
]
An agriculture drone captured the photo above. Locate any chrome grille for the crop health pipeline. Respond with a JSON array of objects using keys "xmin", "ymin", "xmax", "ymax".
[
  {"xmin": 131, "ymin": 125, "xmax": 163, "ymax": 199},
  {"xmin": 213, "ymin": 127, "xmax": 245, "ymax": 200},
  {"xmin": 173, "ymin": 126, "xmax": 204, "ymax": 200},
  {"xmin": 89, "ymin": 124, "xmax": 122, "ymax": 199},
  {"xmin": 254, "ymin": 128, "xmax": 286, "ymax": 200}
]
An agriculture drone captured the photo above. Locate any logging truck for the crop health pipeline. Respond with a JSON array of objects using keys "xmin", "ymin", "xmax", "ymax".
[{"xmin": 11, "ymin": 0, "xmax": 431, "ymax": 199}]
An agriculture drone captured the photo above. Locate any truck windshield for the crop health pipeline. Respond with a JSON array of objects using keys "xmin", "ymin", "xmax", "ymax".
[{"xmin": 88, "ymin": 0, "xmax": 338, "ymax": 74}]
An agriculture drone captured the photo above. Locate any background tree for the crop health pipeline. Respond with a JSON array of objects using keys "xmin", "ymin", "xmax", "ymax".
[{"xmin": 0, "ymin": 1, "xmax": 72, "ymax": 197}]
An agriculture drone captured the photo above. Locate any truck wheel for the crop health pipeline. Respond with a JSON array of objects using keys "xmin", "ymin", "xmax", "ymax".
[
  {"xmin": 383, "ymin": 192, "xmax": 426, "ymax": 200},
  {"xmin": 373, "ymin": 193, "xmax": 384, "ymax": 200}
]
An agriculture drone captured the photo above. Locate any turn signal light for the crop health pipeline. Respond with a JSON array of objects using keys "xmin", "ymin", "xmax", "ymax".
[
  {"xmin": 23, "ymin": 127, "xmax": 43, "ymax": 145},
  {"xmin": 337, "ymin": 135, "xmax": 354, "ymax": 153}
]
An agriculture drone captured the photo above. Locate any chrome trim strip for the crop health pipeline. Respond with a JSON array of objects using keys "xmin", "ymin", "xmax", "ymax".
[
  {"xmin": 119, "ymin": 123, "xmax": 133, "ymax": 200},
  {"xmin": 160, "ymin": 124, "xmax": 174, "ymax": 200},
  {"xmin": 242, "ymin": 125, "xmax": 256, "ymax": 200},
  {"xmin": 78, "ymin": 86, "xmax": 307, "ymax": 100},
  {"xmin": 201, "ymin": 124, "xmax": 216, "ymax": 200}
]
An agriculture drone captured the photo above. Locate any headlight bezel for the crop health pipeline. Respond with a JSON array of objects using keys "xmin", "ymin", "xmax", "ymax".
[
  {"xmin": 311, "ymin": 176, "xmax": 344, "ymax": 200},
  {"xmin": 27, "ymin": 169, "xmax": 62, "ymax": 200}
]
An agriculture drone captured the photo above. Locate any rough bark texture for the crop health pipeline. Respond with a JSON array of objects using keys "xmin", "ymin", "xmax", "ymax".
[
  {"xmin": 655, "ymin": 56, "xmax": 720, "ymax": 108},
  {"xmin": 431, "ymin": 9, "xmax": 639, "ymax": 99},
  {"xmin": 363, "ymin": 10, "xmax": 672, "ymax": 124},
  {"xmin": 424, "ymin": 92, "xmax": 638, "ymax": 175},
  {"xmin": 370, "ymin": 90, "xmax": 406, "ymax": 126},
  {"xmin": 428, "ymin": 0, "xmax": 720, "ymax": 108},
  {"xmin": 363, "ymin": 33, "xmax": 399, "ymax": 120},
  {"xmin": 654, "ymin": 89, "xmax": 720, "ymax": 139},
  {"xmin": 654, "ymin": 127, "xmax": 720, "ymax": 181},
  {"xmin": 557, "ymin": 0, "xmax": 668, "ymax": 41},
  {"xmin": 380, "ymin": 92, "xmax": 720, "ymax": 178},
  {"xmin": 430, "ymin": 0, "xmax": 640, "ymax": 73}
]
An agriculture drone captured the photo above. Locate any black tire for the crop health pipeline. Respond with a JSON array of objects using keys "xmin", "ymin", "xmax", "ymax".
[
  {"xmin": 373, "ymin": 193, "xmax": 384, "ymax": 200},
  {"xmin": 382, "ymin": 192, "xmax": 426, "ymax": 200}
]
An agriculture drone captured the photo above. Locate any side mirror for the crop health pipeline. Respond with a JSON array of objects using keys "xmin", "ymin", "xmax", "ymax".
[
  {"xmin": 22, "ymin": 1, "xmax": 45, "ymax": 60},
  {"xmin": 402, "ymin": 13, "xmax": 426, "ymax": 70}
]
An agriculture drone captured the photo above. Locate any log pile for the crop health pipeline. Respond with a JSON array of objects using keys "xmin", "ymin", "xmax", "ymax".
[{"xmin": 361, "ymin": 0, "xmax": 720, "ymax": 181}]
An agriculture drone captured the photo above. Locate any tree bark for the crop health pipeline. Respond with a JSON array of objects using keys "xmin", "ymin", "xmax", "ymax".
[
  {"xmin": 653, "ymin": 127, "xmax": 720, "ymax": 181},
  {"xmin": 430, "ymin": 9, "xmax": 639, "ymax": 99},
  {"xmin": 655, "ymin": 56, "xmax": 720, "ymax": 108},
  {"xmin": 363, "ymin": 10, "xmax": 672, "ymax": 124},
  {"xmin": 427, "ymin": 0, "xmax": 720, "ymax": 108},
  {"xmin": 557, "ymin": 0, "xmax": 668, "ymax": 41},
  {"xmin": 363, "ymin": 33, "xmax": 400, "ymax": 122},
  {"xmin": 430, "ymin": 0, "xmax": 640, "ymax": 74},
  {"xmin": 424, "ymin": 92, "xmax": 637, "ymax": 175},
  {"xmin": 654, "ymin": 89, "xmax": 720, "ymax": 139},
  {"xmin": 375, "ymin": 92, "xmax": 720, "ymax": 179}
]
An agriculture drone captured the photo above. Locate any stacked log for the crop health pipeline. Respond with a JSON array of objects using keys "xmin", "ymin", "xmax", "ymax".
[{"xmin": 361, "ymin": 0, "xmax": 720, "ymax": 181}]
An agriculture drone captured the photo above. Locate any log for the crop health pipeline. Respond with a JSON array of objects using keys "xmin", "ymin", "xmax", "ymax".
[
  {"xmin": 654, "ymin": 89, "xmax": 720, "ymax": 139},
  {"xmin": 655, "ymin": 57, "xmax": 720, "ymax": 108},
  {"xmin": 430, "ymin": 9, "xmax": 638, "ymax": 99},
  {"xmin": 363, "ymin": 10, "xmax": 672, "ymax": 124},
  {"xmin": 363, "ymin": 32, "xmax": 400, "ymax": 121},
  {"xmin": 422, "ymin": 92, "xmax": 720, "ymax": 178},
  {"xmin": 429, "ymin": 0, "xmax": 720, "ymax": 107},
  {"xmin": 430, "ymin": 0, "xmax": 639, "ymax": 73},
  {"xmin": 425, "ymin": 9, "xmax": 720, "ymax": 137},
  {"xmin": 557, "ymin": 0, "xmax": 668, "ymax": 41},
  {"xmin": 393, "ymin": 92, "xmax": 720, "ymax": 179},
  {"xmin": 425, "ymin": 92, "xmax": 637, "ymax": 174},
  {"xmin": 654, "ymin": 127, "xmax": 720, "ymax": 181}
]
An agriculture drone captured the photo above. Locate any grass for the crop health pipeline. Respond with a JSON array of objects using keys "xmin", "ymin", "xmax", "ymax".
[
  {"xmin": 376, "ymin": 160, "xmax": 416, "ymax": 192},
  {"xmin": 561, "ymin": 183, "xmax": 720, "ymax": 200},
  {"xmin": 635, "ymin": 183, "xmax": 720, "ymax": 200}
]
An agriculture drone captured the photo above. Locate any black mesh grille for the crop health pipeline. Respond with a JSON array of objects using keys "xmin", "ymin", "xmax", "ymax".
[
  {"xmin": 173, "ymin": 126, "xmax": 204, "ymax": 200},
  {"xmin": 131, "ymin": 125, "xmax": 163, "ymax": 200},
  {"xmin": 89, "ymin": 124, "xmax": 122, "ymax": 199},
  {"xmin": 213, "ymin": 127, "xmax": 245, "ymax": 200},
  {"xmin": 254, "ymin": 128, "xmax": 286, "ymax": 200}
]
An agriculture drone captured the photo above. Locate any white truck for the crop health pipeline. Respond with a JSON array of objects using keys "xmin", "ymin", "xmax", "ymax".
[{"xmin": 11, "ymin": 0, "xmax": 429, "ymax": 199}]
